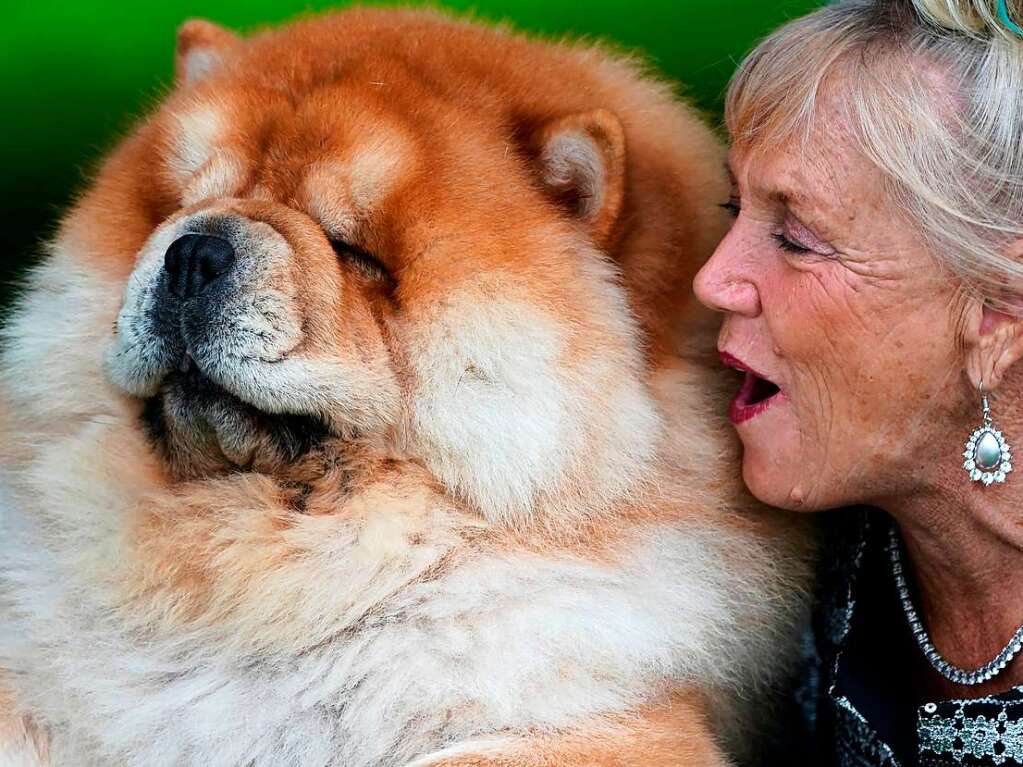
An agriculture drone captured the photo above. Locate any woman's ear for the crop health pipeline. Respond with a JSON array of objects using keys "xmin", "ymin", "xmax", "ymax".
[
  {"xmin": 964, "ymin": 240, "xmax": 1023, "ymax": 390},
  {"xmin": 964, "ymin": 295, "xmax": 1023, "ymax": 392}
]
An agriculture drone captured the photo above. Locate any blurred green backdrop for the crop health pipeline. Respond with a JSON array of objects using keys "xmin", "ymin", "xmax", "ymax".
[{"xmin": 0, "ymin": 1, "xmax": 820, "ymax": 304}]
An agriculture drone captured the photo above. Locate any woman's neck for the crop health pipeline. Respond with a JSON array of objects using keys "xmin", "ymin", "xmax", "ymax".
[{"xmin": 882, "ymin": 477, "xmax": 1023, "ymax": 697}]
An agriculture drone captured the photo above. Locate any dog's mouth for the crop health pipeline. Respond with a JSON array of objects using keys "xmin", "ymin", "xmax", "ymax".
[
  {"xmin": 141, "ymin": 351, "xmax": 332, "ymax": 475},
  {"xmin": 178, "ymin": 350, "xmax": 198, "ymax": 375}
]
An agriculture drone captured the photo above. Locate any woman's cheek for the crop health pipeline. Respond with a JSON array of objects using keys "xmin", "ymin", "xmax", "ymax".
[{"xmin": 758, "ymin": 272, "xmax": 860, "ymax": 508}]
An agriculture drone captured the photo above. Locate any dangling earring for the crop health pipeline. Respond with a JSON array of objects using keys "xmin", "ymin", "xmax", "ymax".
[{"xmin": 963, "ymin": 384, "xmax": 1013, "ymax": 485}]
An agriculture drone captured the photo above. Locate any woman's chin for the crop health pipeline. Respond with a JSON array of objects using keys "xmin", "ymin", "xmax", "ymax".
[{"xmin": 740, "ymin": 444, "xmax": 822, "ymax": 512}]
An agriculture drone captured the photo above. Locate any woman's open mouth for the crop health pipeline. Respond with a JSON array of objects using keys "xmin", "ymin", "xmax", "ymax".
[{"xmin": 720, "ymin": 351, "xmax": 783, "ymax": 424}]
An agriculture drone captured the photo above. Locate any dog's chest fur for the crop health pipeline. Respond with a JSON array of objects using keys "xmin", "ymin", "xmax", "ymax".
[{"xmin": 0, "ymin": 439, "xmax": 802, "ymax": 767}]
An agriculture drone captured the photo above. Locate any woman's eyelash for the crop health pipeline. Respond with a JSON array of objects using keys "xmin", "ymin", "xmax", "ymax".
[
  {"xmin": 772, "ymin": 233, "xmax": 810, "ymax": 254},
  {"xmin": 719, "ymin": 200, "xmax": 741, "ymax": 217}
]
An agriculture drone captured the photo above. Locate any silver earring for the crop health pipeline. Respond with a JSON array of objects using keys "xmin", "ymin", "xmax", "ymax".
[{"xmin": 963, "ymin": 384, "xmax": 1013, "ymax": 485}]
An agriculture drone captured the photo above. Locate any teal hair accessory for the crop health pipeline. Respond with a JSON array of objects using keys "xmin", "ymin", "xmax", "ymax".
[{"xmin": 998, "ymin": 0, "xmax": 1023, "ymax": 38}]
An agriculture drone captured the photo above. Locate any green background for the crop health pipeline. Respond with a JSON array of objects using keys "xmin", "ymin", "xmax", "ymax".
[{"xmin": 0, "ymin": 1, "xmax": 820, "ymax": 302}]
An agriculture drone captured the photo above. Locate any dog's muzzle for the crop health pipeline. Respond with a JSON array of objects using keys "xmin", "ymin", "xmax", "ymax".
[
  {"xmin": 105, "ymin": 203, "xmax": 398, "ymax": 475},
  {"xmin": 104, "ymin": 211, "xmax": 333, "ymax": 473}
]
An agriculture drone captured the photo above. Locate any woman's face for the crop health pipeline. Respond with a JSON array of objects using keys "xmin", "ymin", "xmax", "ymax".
[{"xmin": 694, "ymin": 114, "xmax": 972, "ymax": 512}]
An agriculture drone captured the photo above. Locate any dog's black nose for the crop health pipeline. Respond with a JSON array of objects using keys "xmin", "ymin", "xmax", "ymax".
[{"xmin": 164, "ymin": 234, "xmax": 236, "ymax": 299}]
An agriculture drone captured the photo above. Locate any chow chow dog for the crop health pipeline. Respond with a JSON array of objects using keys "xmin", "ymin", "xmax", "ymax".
[{"xmin": 0, "ymin": 9, "xmax": 811, "ymax": 766}]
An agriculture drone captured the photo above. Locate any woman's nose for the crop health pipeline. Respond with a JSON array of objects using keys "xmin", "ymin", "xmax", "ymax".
[{"xmin": 693, "ymin": 231, "xmax": 762, "ymax": 317}]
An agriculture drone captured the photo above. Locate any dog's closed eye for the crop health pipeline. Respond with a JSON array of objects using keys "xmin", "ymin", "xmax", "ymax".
[{"xmin": 329, "ymin": 238, "xmax": 394, "ymax": 285}]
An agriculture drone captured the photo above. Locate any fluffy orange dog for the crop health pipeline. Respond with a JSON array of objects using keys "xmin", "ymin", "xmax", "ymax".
[{"xmin": 0, "ymin": 9, "xmax": 811, "ymax": 766}]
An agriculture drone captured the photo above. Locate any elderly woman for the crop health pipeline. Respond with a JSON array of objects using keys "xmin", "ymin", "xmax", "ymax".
[{"xmin": 694, "ymin": 0, "xmax": 1023, "ymax": 763}]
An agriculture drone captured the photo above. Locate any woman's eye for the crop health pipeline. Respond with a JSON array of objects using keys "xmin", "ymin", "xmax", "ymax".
[
  {"xmin": 775, "ymin": 214, "xmax": 837, "ymax": 259},
  {"xmin": 772, "ymin": 233, "xmax": 810, "ymax": 254},
  {"xmin": 329, "ymin": 239, "xmax": 394, "ymax": 284}
]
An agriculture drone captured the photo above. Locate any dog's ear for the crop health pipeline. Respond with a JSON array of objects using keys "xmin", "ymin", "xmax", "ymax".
[
  {"xmin": 175, "ymin": 19, "xmax": 241, "ymax": 86},
  {"xmin": 527, "ymin": 109, "xmax": 627, "ymax": 250}
]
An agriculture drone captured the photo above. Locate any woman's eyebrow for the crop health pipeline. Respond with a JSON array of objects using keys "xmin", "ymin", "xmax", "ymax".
[
  {"xmin": 772, "ymin": 177, "xmax": 818, "ymax": 211},
  {"xmin": 725, "ymin": 160, "xmax": 820, "ymax": 215}
]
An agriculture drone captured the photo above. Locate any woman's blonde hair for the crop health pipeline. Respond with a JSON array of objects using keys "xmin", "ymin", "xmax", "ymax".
[{"xmin": 727, "ymin": 0, "xmax": 1023, "ymax": 309}]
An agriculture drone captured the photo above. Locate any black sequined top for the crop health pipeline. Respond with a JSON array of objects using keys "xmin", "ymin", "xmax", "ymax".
[{"xmin": 765, "ymin": 509, "xmax": 1023, "ymax": 766}]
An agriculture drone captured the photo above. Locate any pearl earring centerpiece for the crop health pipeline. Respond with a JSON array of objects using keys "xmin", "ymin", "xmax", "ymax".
[{"xmin": 963, "ymin": 391, "xmax": 1012, "ymax": 485}]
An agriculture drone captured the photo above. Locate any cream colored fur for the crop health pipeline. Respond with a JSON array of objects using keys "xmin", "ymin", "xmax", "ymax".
[{"xmin": 0, "ymin": 244, "xmax": 810, "ymax": 766}]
